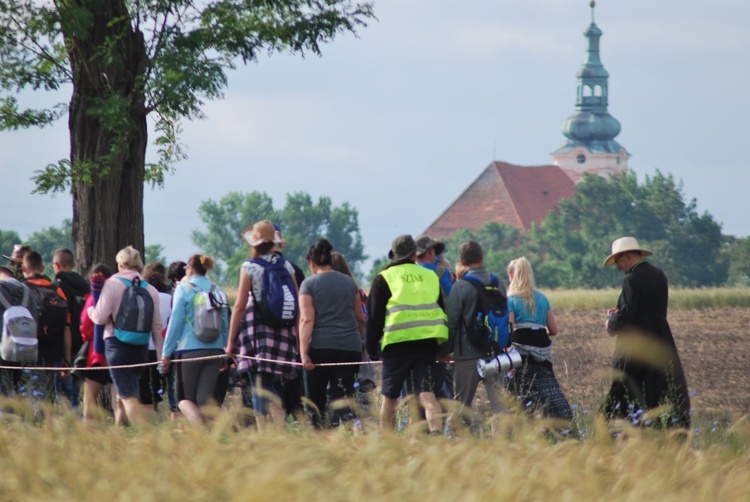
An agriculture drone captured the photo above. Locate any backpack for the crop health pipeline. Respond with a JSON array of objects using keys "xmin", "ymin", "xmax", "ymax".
[
  {"xmin": 0, "ymin": 286, "xmax": 38, "ymax": 363},
  {"xmin": 187, "ymin": 281, "xmax": 227, "ymax": 343},
  {"xmin": 54, "ymin": 276, "xmax": 88, "ymax": 339},
  {"xmin": 27, "ymin": 283, "xmax": 69, "ymax": 340},
  {"xmin": 112, "ymin": 277, "xmax": 154, "ymax": 346},
  {"xmin": 249, "ymin": 257, "xmax": 298, "ymax": 328},
  {"xmin": 462, "ymin": 273, "xmax": 510, "ymax": 356}
]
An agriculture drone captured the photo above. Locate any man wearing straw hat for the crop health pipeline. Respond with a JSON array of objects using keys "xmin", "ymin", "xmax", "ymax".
[{"xmin": 603, "ymin": 236, "xmax": 691, "ymax": 427}]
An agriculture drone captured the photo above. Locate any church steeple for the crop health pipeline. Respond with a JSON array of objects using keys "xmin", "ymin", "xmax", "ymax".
[{"xmin": 552, "ymin": 1, "xmax": 629, "ymax": 183}]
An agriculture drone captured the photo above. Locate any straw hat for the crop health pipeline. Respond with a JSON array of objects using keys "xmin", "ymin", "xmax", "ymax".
[
  {"xmin": 240, "ymin": 220, "xmax": 277, "ymax": 247},
  {"xmin": 603, "ymin": 236, "xmax": 652, "ymax": 267}
]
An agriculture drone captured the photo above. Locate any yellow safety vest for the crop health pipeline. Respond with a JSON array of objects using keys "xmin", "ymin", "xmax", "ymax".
[{"xmin": 379, "ymin": 263, "xmax": 448, "ymax": 349}]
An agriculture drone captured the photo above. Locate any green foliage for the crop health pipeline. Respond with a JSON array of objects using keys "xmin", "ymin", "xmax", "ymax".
[
  {"xmin": 0, "ymin": 0, "xmax": 375, "ymax": 192},
  {"xmin": 24, "ymin": 219, "xmax": 73, "ymax": 276},
  {"xmin": 0, "ymin": 229, "xmax": 23, "ymax": 261},
  {"xmin": 144, "ymin": 244, "xmax": 167, "ymax": 265},
  {"xmin": 366, "ymin": 256, "xmax": 390, "ymax": 286},
  {"xmin": 722, "ymin": 236, "xmax": 750, "ymax": 287},
  {"xmin": 192, "ymin": 191, "xmax": 366, "ymax": 285},
  {"xmin": 435, "ymin": 171, "xmax": 728, "ymax": 289}
]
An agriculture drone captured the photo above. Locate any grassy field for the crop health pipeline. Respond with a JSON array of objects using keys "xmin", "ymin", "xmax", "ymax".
[
  {"xmin": 546, "ymin": 287, "xmax": 750, "ymax": 310},
  {"xmin": 0, "ymin": 400, "xmax": 749, "ymax": 500}
]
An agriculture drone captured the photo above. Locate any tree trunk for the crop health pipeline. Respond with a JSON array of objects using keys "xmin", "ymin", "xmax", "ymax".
[{"xmin": 64, "ymin": 1, "xmax": 148, "ymax": 274}]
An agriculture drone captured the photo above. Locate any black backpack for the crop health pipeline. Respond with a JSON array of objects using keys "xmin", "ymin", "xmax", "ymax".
[{"xmin": 27, "ymin": 283, "xmax": 68, "ymax": 339}]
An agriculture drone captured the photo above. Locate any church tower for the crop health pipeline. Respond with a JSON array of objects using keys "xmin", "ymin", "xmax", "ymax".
[{"xmin": 552, "ymin": 1, "xmax": 629, "ymax": 183}]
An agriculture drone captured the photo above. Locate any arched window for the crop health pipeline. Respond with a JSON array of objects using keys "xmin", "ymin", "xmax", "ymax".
[
  {"xmin": 583, "ymin": 85, "xmax": 593, "ymax": 97},
  {"xmin": 594, "ymin": 85, "xmax": 602, "ymax": 96}
]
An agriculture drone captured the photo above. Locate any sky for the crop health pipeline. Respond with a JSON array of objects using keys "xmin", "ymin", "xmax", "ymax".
[{"xmin": 1, "ymin": 0, "xmax": 748, "ymax": 272}]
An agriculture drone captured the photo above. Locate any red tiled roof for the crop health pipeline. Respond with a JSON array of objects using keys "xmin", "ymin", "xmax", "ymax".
[{"xmin": 424, "ymin": 161, "xmax": 575, "ymax": 239}]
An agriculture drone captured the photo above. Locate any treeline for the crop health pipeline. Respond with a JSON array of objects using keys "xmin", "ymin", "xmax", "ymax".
[
  {"xmin": 5, "ymin": 172, "xmax": 750, "ymax": 289},
  {"xmin": 434, "ymin": 171, "xmax": 745, "ymax": 289}
]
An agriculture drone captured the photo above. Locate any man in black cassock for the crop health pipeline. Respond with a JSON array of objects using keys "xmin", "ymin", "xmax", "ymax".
[{"xmin": 603, "ymin": 237, "xmax": 691, "ymax": 427}]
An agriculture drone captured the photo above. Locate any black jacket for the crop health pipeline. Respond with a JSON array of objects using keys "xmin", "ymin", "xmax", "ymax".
[
  {"xmin": 605, "ymin": 260, "xmax": 691, "ymax": 425},
  {"xmin": 55, "ymin": 270, "xmax": 90, "ymax": 353}
]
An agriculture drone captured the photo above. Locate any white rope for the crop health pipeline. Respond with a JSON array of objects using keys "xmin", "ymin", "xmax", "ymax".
[{"xmin": 0, "ymin": 354, "xmax": 454, "ymax": 372}]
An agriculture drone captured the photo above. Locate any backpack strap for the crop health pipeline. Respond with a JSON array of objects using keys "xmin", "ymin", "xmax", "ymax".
[
  {"xmin": 187, "ymin": 280, "xmax": 215, "ymax": 294},
  {"xmin": 0, "ymin": 287, "xmax": 12, "ymax": 310}
]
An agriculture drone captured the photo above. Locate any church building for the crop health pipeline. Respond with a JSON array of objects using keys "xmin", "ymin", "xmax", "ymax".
[{"xmin": 425, "ymin": 2, "xmax": 627, "ymax": 239}]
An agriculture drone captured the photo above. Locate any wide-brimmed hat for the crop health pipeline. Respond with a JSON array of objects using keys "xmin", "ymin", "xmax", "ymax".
[
  {"xmin": 603, "ymin": 236, "xmax": 652, "ymax": 267},
  {"xmin": 388, "ymin": 234, "xmax": 417, "ymax": 262},
  {"xmin": 240, "ymin": 220, "xmax": 277, "ymax": 247},
  {"xmin": 415, "ymin": 234, "xmax": 445, "ymax": 257},
  {"xmin": 272, "ymin": 223, "xmax": 286, "ymax": 249},
  {"xmin": 2, "ymin": 244, "xmax": 31, "ymax": 264}
]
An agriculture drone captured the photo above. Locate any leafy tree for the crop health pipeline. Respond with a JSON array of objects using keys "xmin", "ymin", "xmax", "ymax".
[
  {"xmin": 722, "ymin": 236, "xmax": 750, "ymax": 287},
  {"xmin": 144, "ymin": 244, "xmax": 167, "ymax": 266},
  {"xmin": 433, "ymin": 171, "xmax": 727, "ymax": 289},
  {"xmin": 530, "ymin": 171, "xmax": 726, "ymax": 288},
  {"xmin": 0, "ymin": 229, "xmax": 23, "ymax": 262},
  {"xmin": 366, "ymin": 256, "xmax": 389, "ymax": 287},
  {"xmin": 192, "ymin": 191, "xmax": 366, "ymax": 285},
  {"xmin": 25, "ymin": 219, "xmax": 74, "ymax": 276},
  {"xmin": 0, "ymin": 0, "xmax": 375, "ymax": 274}
]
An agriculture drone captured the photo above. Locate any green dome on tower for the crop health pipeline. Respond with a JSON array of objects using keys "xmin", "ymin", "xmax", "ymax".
[{"xmin": 554, "ymin": 1, "xmax": 624, "ymax": 155}]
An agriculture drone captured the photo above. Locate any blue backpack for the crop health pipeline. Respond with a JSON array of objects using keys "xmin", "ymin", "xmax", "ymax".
[
  {"xmin": 250, "ymin": 257, "xmax": 298, "ymax": 328},
  {"xmin": 112, "ymin": 277, "xmax": 154, "ymax": 346},
  {"xmin": 462, "ymin": 273, "xmax": 510, "ymax": 356}
]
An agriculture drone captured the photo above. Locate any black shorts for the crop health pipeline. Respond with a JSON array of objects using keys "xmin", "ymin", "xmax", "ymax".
[
  {"xmin": 84, "ymin": 367, "xmax": 113, "ymax": 386},
  {"xmin": 380, "ymin": 345, "xmax": 437, "ymax": 399}
]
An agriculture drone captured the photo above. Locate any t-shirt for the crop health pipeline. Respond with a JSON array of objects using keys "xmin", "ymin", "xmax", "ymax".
[
  {"xmin": 508, "ymin": 290, "xmax": 551, "ymax": 326},
  {"xmin": 299, "ymin": 271, "xmax": 361, "ymax": 352}
]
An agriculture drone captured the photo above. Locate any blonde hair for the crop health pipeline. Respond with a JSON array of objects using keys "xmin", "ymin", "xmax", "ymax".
[
  {"xmin": 507, "ymin": 257, "xmax": 536, "ymax": 315},
  {"xmin": 115, "ymin": 246, "xmax": 144, "ymax": 272}
]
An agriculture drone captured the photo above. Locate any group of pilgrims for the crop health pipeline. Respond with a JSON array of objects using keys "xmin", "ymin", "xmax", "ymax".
[{"xmin": 0, "ymin": 221, "xmax": 691, "ymax": 433}]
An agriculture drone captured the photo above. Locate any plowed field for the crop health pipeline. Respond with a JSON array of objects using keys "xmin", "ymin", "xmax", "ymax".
[{"xmin": 552, "ymin": 308, "xmax": 750, "ymax": 417}]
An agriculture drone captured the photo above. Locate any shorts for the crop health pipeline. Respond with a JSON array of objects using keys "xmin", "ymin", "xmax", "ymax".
[
  {"xmin": 381, "ymin": 345, "xmax": 438, "ymax": 399},
  {"xmin": 105, "ymin": 337, "xmax": 148, "ymax": 400},
  {"xmin": 84, "ymin": 367, "xmax": 113, "ymax": 386},
  {"xmin": 175, "ymin": 349, "xmax": 224, "ymax": 407}
]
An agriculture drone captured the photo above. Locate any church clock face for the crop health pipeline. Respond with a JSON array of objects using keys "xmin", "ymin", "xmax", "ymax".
[{"xmin": 577, "ymin": 153, "xmax": 586, "ymax": 164}]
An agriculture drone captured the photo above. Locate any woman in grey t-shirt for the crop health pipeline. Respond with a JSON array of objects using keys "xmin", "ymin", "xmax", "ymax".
[{"xmin": 299, "ymin": 238, "xmax": 365, "ymax": 427}]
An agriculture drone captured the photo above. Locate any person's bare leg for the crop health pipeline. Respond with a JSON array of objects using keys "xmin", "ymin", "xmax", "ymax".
[
  {"xmin": 419, "ymin": 391, "xmax": 442, "ymax": 434},
  {"xmin": 120, "ymin": 396, "xmax": 144, "ymax": 426},
  {"xmin": 82, "ymin": 378, "xmax": 103, "ymax": 421},
  {"xmin": 113, "ymin": 392, "xmax": 126, "ymax": 426},
  {"xmin": 178, "ymin": 400, "xmax": 204, "ymax": 426},
  {"xmin": 380, "ymin": 396, "xmax": 398, "ymax": 430}
]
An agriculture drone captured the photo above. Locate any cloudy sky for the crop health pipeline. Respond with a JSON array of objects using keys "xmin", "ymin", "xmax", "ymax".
[{"xmin": 1, "ymin": 0, "xmax": 748, "ymax": 271}]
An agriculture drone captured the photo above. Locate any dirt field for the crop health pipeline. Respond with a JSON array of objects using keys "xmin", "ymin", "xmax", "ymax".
[{"xmin": 552, "ymin": 307, "xmax": 750, "ymax": 418}]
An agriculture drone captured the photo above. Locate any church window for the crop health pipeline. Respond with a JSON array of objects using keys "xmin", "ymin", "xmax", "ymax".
[{"xmin": 577, "ymin": 154, "xmax": 586, "ymax": 164}]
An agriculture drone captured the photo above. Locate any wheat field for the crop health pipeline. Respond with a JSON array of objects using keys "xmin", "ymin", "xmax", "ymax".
[{"xmin": 0, "ymin": 396, "xmax": 749, "ymax": 501}]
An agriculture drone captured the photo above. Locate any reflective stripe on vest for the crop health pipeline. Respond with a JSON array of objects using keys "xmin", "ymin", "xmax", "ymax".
[{"xmin": 379, "ymin": 263, "xmax": 448, "ymax": 349}]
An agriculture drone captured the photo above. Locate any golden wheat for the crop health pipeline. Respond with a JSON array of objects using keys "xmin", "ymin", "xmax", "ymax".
[{"xmin": 0, "ymin": 400, "xmax": 748, "ymax": 501}]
